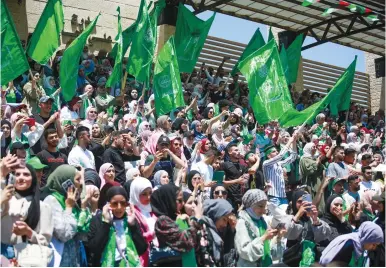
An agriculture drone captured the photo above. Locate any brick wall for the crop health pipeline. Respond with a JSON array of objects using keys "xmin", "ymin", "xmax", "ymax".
[{"xmin": 365, "ymin": 52, "xmax": 385, "ymax": 114}]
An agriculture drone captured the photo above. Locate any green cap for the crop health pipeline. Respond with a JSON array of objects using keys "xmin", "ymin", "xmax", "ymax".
[
  {"xmin": 328, "ymin": 178, "xmax": 347, "ymax": 192},
  {"xmin": 62, "ymin": 120, "xmax": 72, "ymax": 126},
  {"xmin": 26, "ymin": 157, "xmax": 47, "ymax": 170}
]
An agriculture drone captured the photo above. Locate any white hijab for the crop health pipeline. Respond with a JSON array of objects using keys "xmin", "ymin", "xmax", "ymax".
[{"xmin": 129, "ymin": 177, "xmax": 152, "ymax": 213}]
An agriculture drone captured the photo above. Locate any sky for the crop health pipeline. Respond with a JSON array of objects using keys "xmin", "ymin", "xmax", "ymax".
[{"xmin": 191, "ymin": 8, "xmax": 365, "ymax": 72}]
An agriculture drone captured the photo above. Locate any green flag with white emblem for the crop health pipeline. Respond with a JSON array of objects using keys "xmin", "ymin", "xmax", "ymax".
[
  {"xmin": 153, "ymin": 36, "xmax": 185, "ymax": 116},
  {"xmin": 1, "ymin": 0, "xmax": 29, "ymax": 85},
  {"xmin": 239, "ymin": 39, "xmax": 293, "ymax": 125},
  {"xmin": 175, "ymin": 3, "xmax": 215, "ymax": 73}
]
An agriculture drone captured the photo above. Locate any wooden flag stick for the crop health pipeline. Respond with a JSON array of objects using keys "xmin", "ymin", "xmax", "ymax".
[
  {"xmin": 120, "ymin": 71, "xmax": 128, "ymax": 96},
  {"xmin": 184, "ymin": 72, "xmax": 192, "ymax": 85}
]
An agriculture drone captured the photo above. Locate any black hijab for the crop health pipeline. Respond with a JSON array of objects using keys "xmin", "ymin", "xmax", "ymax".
[
  {"xmin": 98, "ymin": 181, "xmax": 121, "ymax": 209},
  {"xmin": 202, "ymin": 107, "xmax": 213, "ymax": 120},
  {"xmin": 172, "ymin": 118, "xmax": 185, "ymax": 133},
  {"xmin": 123, "ymin": 180, "xmax": 133, "ymax": 200},
  {"xmin": 1, "ymin": 119, "xmax": 12, "ymax": 156},
  {"xmin": 84, "ymin": 168, "xmax": 101, "ymax": 189},
  {"xmin": 15, "ymin": 164, "xmax": 40, "ymax": 234},
  {"xmin": 322, "ymin": 194, "xmax": 343, "ymax": 225},
  {"xmin": 187, "ymin": 170, "xmax": 200, "ymax": 192},
  {"xmin": 106, "ymin": 186, "xmax": 128, "ymax": 220},
  {"xmin": 151, "ymin": 184, "xmax": 179, "ymax": 220}
]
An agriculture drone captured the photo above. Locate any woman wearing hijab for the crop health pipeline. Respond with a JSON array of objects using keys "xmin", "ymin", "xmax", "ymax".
[
  {"xmin": 98, "ymin": 163, "xmax": 115, "ymax": 189},
  {"xmin": 42, "ymin": 165, "xmax": 92, "ymax": 267},
  {"xmin": 201, "ymin": 198, "xmax": 235, "ymax": 267},
  {"xmin": 151, "ymin": 184, "xmax": 197, "ymax": 266},
  {"xmin": 320, "ymin": 221, "xmax": 383, "ymax": 266},
  {"xmin": 91, "ymin": 123, "xmax": 105, "ymax": 146},
  {"xmin": 185, "ymin": 170, "xmax": 203, "ymax": 193},
  {"xmin": 319, "ymin": 194, "xmax": 353, "ymax": 248},
  {"xmin": 1, "ymin": 119, "xmax": 12, "ymax": 157},
  {"xmin": 210, "ymin": 122, "xmax": 228, "ymax": 150},
  {"xmin": 95, "ymin": 86, "xmax": 115, "ymax": 113},
  {"xmin": 191, "ymin": 120, "xmax": 207, "ymax": 143},
  {"xmin": 138, "ymin": 121, "xmax": 151, "ymax": 136},
  {"xmin": 98, "ymin": 181, "xmax": 121, "ymax": 210},
  {"xmin": 84, "ymin": 168, "xmax": 102, "ymax": 189},
  {"xmin": 87, "ymin": 186, "xmax": 147, "ymax": 267},
  {"xmin": 125, "ymin": 168, "xmax": 140, "ymax": 182},
  {"xmin": 153, "ymin": 170, "xmax": 170, "ymax": 190},
  {"xmin": 144, "ymin": 94, "xmax": 156, "ymax": 129},
  {"xmin": 299, "ymin": 143, "xmax": 325, "ymax": 211},
  {"xmin": 1, "ymin": 164, "xmax": 53, "ymax": 264},
  {"xmin": 80, "ymin": 106, "xmax": 98, "ymax": 131},
  {"xmin": 283, "ymin": 190, "xmax": 331, "ymax": 266},
  {"xmin": 129, "ymin": 177, "xmax": 157, "ymax": 266},
  {"xmin": 172, "ymin": 118, "xmax": 189, "ymax": 138},
  {"xmin": 235, "ymin": 190, "xmax": 284, "ymax": 267}
]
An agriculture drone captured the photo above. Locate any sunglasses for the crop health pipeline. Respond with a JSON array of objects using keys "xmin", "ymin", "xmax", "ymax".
[
  {"xmin": 214, "ymin": 190, "xmax": 228, "ymax": 195},
  {"xmin": 109, "ymin": 201, "xmax": 128, "ymax": 208}
]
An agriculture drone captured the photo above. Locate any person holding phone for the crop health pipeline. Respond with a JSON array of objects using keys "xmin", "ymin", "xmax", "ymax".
[
  {"xmin": 87, "ymin": 186, "xmax": 147, "ymax": 267},
  {"xmin": 235, "ymin": 189, "xmax": 286, "ymax": 266},
  {"xmin": 1, "ymin": 160, "xmax": 53, "ymax": 265},
  {"xmin": 41, "ymin": 165, "xmax": 91, "ymax": 267}
]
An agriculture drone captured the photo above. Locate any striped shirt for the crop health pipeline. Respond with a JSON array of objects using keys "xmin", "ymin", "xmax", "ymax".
[{"xmin": 263, "ymin": 146, "xmax": 297, "ymax": 198}]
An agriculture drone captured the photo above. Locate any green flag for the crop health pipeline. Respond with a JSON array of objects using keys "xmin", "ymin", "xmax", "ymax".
[
  {"xmin": 26, "ymin": 0, "xmax": 64, "ymax": 64},
  {"xmin": 239, "ymin": 39, "xmax": 293, "ymax": 125},
  {"xmin": 231, "ymin": 28, "xmax": 265, "ymax": 76},
  {"xmin": 126, "ymin": 0, "xmax": 156, "ymax": 83},
  {"xmin": 279, "ymin": 44, "xmax": 290, "ymax": 85},
  {"xmin": 153, "ymin": 36, "xmax": 185, "ymax": 116},
  {"xmin": 1, "ymin": 0, "xmax": 29, "ymax": 85},
  {"xmin": 279, "ymin": 57, "xmax": 357, "ymax": 127},
  {"xmin": 329, "ymin": 56, "xmax": 357, "ymax": 115},
  {"xmin": 106, "ymin": 7, "xmax": 123, "ymax": 88},
  {"xmin": 268, "ymin": 27, "xmax": 274, "ymax": 42},
  {"xmin": 60, "ymin": 14, "xmax": 100, "ymax": 101},
  {"xmin": 175, "ymin": 3, "xmax": 215, "ymax": 73},
  {"xmin": 286, "ymin": 34, "xmax": 304, "ymax": 84},
  {"xmin": 109, "ymin": 22, "xmax": 137, "ymax": 59}
]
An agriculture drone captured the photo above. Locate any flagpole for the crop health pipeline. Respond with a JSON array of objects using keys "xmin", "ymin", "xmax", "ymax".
[
  {"xmin": 223, "ymin": 73, "xmax": 231, "ymax": 90},
  {"xmin": 121, "ymin": 71, "xmax": 128, "ymax": 96}
]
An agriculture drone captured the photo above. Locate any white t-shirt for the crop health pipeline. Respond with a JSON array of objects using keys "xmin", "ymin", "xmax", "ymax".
[
  {"xmin": 358, "ymin": 180, "xmax": 382, "ymax": 198},
  {"xmin": 191, "ymin": 161, "xmax": 213, "ymax": 183},
  {"xmin": 68, "ymin": 145, "xmax": 95, "ymax": 169}
]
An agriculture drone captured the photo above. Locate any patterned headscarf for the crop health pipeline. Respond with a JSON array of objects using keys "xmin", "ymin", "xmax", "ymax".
[{"xmin": 242, "ymin": 189, "xmax": 268, "ymax": 209}]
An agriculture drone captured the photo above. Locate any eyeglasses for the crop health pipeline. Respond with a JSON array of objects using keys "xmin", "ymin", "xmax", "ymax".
[
  {"xmin": 173, "ymin": 143, "xmax": 182, "ymax": 147},
  {"xmin": 109, "ymin": 201, "xmax": 128, "ymax": 208},
  {"xmin": 214, "ymin": 190, "xmax": 228, "ymax": 195}
]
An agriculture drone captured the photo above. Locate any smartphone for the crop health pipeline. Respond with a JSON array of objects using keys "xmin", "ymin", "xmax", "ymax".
[
  {"xmin": 25, "ymin": 118, "xmax": 35, "ymax": 127},
  {"xmin": 213, "ymin": 171, "xmax": 225, "ymax": 184},
  {"xmin": 275, "ymin": 223, "xmax": 286, "ymax": 230},
  {"xmin": 61, "ymin": 179, "xmax": 75, "ymax": 193},
  {"xmin": 7, "ymin": 174, "xmax": 16, "ymax": 185},
  {"xmin": 302, "ymin": 194, "xmax": 312, "ymax": 211}
]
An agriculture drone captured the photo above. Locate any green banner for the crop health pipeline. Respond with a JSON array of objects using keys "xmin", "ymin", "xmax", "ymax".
[
  {"xmin": 153, "ymin": 36, "xmax": 185, "ymax": 116},
  {"xmin": 60, "ymin": 14, "xmax": 100, "ymax": 101},
  {"xmin": 279, "ymin": 57, "xmax": 357, "ymax": 127},
  {"xmin": 1, "ymin": 0, "xmax": 29, "ymax": 85},
  {"xmin": 286, "ymin": 34, "xmax": 304, "ymax": 84},
  {"xmin": 109, "ymin": 22, "xmax": 137, "ymax": 59},
  {"xmin": 106, "ymin": 7, "xmax": 123, "ymax": 88},
  {"xmin": 26, "ymin": 0, "xmax": 64, "ymax": 64},
  {"xmin": 239, "ymin": 39, "xmax": 294, "ymax": 125},
  {"xmin": 175, "ymin": 3, "xmax": 215, "ymax": 73},
  {"xmin": 231, "ymin": 28, "xmax": 265, "ymax": 76}
]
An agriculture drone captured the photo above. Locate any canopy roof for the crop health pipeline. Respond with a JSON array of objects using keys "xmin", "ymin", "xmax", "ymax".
[{"xmin": 188, "ymin": 0, "xmax": 385, "ymax": 56}]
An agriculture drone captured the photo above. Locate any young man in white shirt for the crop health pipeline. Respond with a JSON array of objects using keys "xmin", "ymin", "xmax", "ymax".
[
  {"xmin": 68, "ymin": 126, "xmax": 95, "ymax": 169},
  {"xmin": 359, "ymin": 165, "xmax": 381, "ymax": 198}
]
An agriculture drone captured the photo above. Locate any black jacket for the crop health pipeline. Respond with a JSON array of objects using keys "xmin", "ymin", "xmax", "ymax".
[{"xmin": 86, "ymin": 212, "xmax": 148, "ymax": 267}]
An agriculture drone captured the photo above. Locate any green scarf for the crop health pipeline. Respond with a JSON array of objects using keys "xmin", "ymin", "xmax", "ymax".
[
  {"xmin": 255, "ymin": 218, "xmax": 272, "ymax": 267},
  {"xmin": 362, "ymin": 209, "xmax": 376, "ymax": 221},
  {"xmin": 176, "ymin": 218, "xmax": 197, "ymax": 267},
  {"xmin": 349, "ymin": 251, "xmax": 366, "ymax": 267},
  {"xmin": 101, "ymin": 217, "xmax": 141, "ymax": 267},
  {"xmin": 51, "ymin": 191, "xmax": 80, "ymax": 220},
  {"xmin": 299, "ymin": 240, "xmax": 316, "ymax": 267},
  {"xmin": 6, "ymin": 89, "xmax": 16, "ymax": 103}
]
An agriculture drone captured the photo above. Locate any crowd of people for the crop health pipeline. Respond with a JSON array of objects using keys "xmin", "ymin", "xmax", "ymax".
[{"xmin": 0, "ymin": 48, "xmax": 385, "ymax": 267}]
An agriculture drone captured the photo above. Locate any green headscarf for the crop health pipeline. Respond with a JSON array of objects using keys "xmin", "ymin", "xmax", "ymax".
[{"xmin": 43, "ymin": 165, "xmax": 77, "ymax": 196}]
